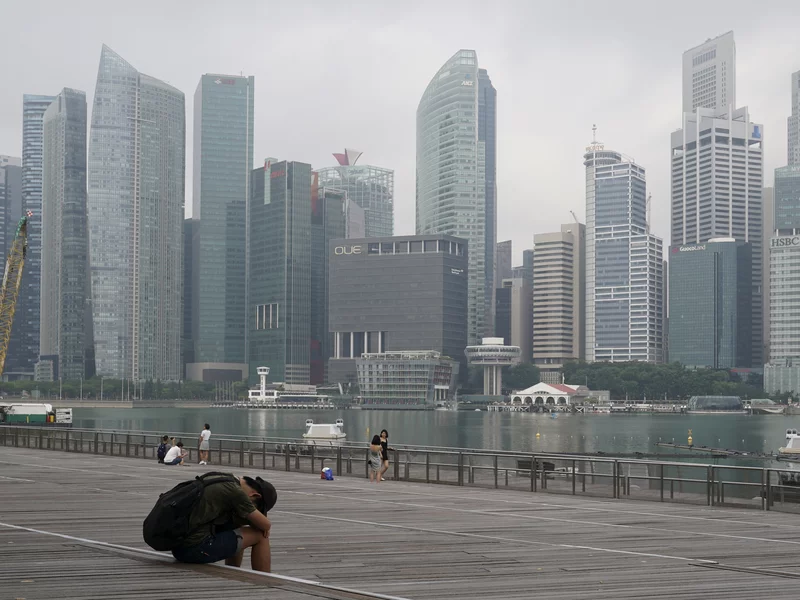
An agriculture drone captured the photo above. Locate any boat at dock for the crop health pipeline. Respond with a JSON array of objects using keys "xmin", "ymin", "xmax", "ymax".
[{"xmin": 302, "ymin": 418, "xmax": 346, "ymax": 440}]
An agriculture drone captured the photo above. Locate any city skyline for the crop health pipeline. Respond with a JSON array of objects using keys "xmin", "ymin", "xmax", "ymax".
[{"xmin": 1, "ymin": 2, "xmax": 797, "ymax": 265}]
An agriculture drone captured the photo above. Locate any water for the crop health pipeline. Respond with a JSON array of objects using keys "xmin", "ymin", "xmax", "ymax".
[{"xmin": 74, "ymin": 408, "xmax": 793, "ymax": 457}]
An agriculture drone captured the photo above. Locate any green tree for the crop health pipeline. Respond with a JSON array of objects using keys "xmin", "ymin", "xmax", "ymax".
[{"xmin": 503, "ymin": 363, "xmax": 540, "ymax": 392}]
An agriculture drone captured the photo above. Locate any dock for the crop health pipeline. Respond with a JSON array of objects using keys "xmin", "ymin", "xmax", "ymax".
[{"xmin": 3, "ymin": 446, "xmax": 800, "ymax": 599}]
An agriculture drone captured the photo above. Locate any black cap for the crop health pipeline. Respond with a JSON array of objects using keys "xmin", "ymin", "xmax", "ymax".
[{"xmin": 243, "ymin": 476, "xmax": 277, "ymax": 514}]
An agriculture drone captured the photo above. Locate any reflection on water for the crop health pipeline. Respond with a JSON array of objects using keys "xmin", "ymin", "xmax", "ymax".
[{"xmin": 74, "ymin": 408, "xmax": 793, "ymax": 457}]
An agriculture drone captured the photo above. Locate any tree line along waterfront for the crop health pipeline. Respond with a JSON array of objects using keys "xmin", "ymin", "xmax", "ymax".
[{"xmin": 0, "ymin": 361, "xmax": 783, "ymax": 403}]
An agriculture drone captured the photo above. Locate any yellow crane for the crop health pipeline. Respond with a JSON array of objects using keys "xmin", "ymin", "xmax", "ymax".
[{"xmin": 0, "ymin": 212, "xmax": 31, "ymax": 377}]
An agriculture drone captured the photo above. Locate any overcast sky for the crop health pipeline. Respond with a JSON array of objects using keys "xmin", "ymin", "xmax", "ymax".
[{"xmin": 1, "ymin": 0, "xmax": 798, "ymax": 264}]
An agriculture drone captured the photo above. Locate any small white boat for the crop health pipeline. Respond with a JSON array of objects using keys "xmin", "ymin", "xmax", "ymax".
[
  {"xmin": 779, "ymin": 429, "xmax": 800, "ymax": 455},
  {"xmin": 302, "ymin": 418, "xmax": 346, "ymax": 439}
]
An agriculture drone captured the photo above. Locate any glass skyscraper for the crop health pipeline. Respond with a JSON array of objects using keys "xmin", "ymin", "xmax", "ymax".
[
  {"xmin": 316, "ymin": 150, "xmax": 393, "ymax": 238},
  {"xmin": 248, "ymin": 161, "xmax": 313, "ymax": 385},
  {"xmin": 88, "ymin": 45, "xmax": 185, "ymax": 381},
  {"xmin": 40, "ymin": 88, "xmax": 94, "ymax": 381},
  {"xmin": 584, "ymin": 142, "xmax": 664, "ymax": 363},
  {"xmin": 191, "ymin": 74, "xmax": 253, "ymax": 371},
  {"xmin": 416, "ymin": 50, "xmax": 496, "ymax": 345},
  {"xmin": 669, "ymin": 240, "xmax": 752, "ymax": 369},
  {"xmin": 17, "ymin": 94, "xmax": 56, "ymax": 376}
]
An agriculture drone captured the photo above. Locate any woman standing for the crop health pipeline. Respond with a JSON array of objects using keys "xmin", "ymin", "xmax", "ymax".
[
  {"xmin": 368, "ymin": 435, "xmax": 383, "ymax": 483},
  {"xmin": 198, "ymin": 423, "xmax": 211, "ymax": 465},
  {"xmin": 379, "ymin": 429, "xmax": 392, "ymax": 481}
]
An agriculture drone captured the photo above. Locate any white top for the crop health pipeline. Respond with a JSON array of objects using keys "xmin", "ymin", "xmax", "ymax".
[
  {"xmin": 200, "ymin": 429, "xmax": 211, "ymax": 442},
  {"xmin": 164, "ymin": 446, "xmax": 182, "ymax": 463}
]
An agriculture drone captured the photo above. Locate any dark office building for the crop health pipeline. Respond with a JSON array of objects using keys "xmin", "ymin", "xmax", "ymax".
[
  {"xmin": 183, "ymin": 218, "xmax": 196, "ymax": 376},
  {"xmin": 494, "ymin": 285, "xmax": 511, "ymax": 345},
  {"xmin": 328, "ymin": 234, "xmax": 468, "ymax": 385},
  {"xmin": 668, "ymin": 239, "xmax": 752, "ymax": 369},
  {"xmin": 310, "ymin": 174, "xmax": 347, "ymax": 384}
]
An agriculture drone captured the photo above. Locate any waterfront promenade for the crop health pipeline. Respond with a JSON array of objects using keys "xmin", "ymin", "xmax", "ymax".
[{"xmin": 2, "ymin": 446, "xmax": 800, "ymax": 598}]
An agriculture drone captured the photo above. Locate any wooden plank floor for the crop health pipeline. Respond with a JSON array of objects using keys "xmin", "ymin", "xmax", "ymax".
[{"xmin": 2, "ymin": 447, "xmax": 800, "ymax": 599}]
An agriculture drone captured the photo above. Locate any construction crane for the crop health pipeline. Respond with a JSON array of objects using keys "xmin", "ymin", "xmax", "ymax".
[
  {"xmin": 570, "ymin": 210, "xmax": 580, "ymax": 224},
  {"xmin": 0, "ymin": 213, "xmax": 31, "ymax": 378}
]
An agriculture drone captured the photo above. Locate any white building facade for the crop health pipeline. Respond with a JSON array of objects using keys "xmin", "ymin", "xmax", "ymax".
[{"xmin": 682, "ymin": 31, "xmax": 736, "ymax": 114}]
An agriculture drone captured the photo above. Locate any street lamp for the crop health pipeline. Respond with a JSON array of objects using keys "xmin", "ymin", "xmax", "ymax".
[{"xmin": 100, "ymin": 376, "xmax": 104, "ymax": 403}]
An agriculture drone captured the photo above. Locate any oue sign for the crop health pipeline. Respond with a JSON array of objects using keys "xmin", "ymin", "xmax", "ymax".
[{"xmin": 334, "ymin": 246, "xmax": 362, "ymax": 256}]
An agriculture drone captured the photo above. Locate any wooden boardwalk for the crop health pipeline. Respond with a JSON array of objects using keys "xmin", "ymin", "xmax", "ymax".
[{"xmin": 2, "ymin": 447, "xmax": 800, "ymax": 599}]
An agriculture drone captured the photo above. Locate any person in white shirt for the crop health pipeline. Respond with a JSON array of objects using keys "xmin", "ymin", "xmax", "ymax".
[
  {"xmin": 199, "ymin": 423, "xmax": 211, "ymax": 465},
  {"xmin": 164, "ymin": 442, "xmax": 187, "ymax": 466}
]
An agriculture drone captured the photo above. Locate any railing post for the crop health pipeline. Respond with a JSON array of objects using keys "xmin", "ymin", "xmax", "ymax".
[
  {"xmin": 425, "ymin": 452, "xmax": 430, "ymax": 484},
  {"xmin": 142, "ymin": 435, "xmax": 147, "ymax": 459},
  {"xmin": 707, "ymin": 466, "xmax": 713, "ymax": 506},
  {"xmin": 660, "ymin": 464, "xmax": 664, "ymax": 502},
  {"xmin": 766, "ymin": 469, "xmax": 772, "ymax": 511},
  {"xmin": 310, "ymin": 445, "xmax": 315, "ymax": 474},
  {"xmin": 79, "ymin": 431, "xmax": 84, "ymax": 453},
  {"xmin": 531, "ymin": 456, "xmax": 536, "ymax": 492},
  {"xmin": 126, "ymin": 434, "xmax": 131, "ymax": 457},
  {"xmin": 262, "ymin": 442, "xmax": 267, "ymax": 470},
  {"xmin": 404, "ymin": 453, "xmax": 409, "ymax": 481},
  {"xmin": 336, "ymin": 446, "xmax": 342, "ymax": 476},
  {"xmin": 494, "ymin": 455, "xmax": 499, "ymax": 489},
  {"xmin": 218, "ymin": 439, "xmax": 223, "ymax": 466},
  {"xmin": 65, "ymin": 430, "xmax": 70, "ymax": 453},
  {"xmin": 394, "ymin": 449, "xmax": 400, "ymax": 481},
  {"xmin": 240, "ymin": 440, "xmax": 245, "ymax": 468},
  {"xmin": 612, "ymin": 461, "xmax": 618, "ymax": 498},
  {"xmin": 457, "ymin": 452, "xmax": 464, "ymax": 486},
  {"xmin": 38, "ymin": 428, "xmax": 43, "ymax": 450},
  {"xmin": 285, "ymin": 444, "xmax": 291, "ymax": 472},
  {"xmin": 572, "ymin": 460, "xmax": 576, "ymax": 495}
]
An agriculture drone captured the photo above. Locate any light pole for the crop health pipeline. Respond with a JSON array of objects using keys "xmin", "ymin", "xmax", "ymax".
[
  {"xmin": 80, "ymin": 377, "xmax": 83, "ymax": 402},
  {"xmin": 100, "ymin": 376, "xmax": 104, "ymax": 403}
]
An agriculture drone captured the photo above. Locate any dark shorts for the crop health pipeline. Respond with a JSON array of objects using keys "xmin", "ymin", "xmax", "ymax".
[{"xmin": 171, "ymin": 529, "xmax": 243, "ymax": 564}]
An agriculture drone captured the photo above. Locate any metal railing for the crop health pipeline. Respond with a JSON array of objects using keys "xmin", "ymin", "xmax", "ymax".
[{"xmin": 2, "ymin": 424, "xmax": 799, "ymax": 513}]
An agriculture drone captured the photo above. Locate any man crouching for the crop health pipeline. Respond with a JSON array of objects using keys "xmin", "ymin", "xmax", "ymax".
[{"xmin": 171, "ymin": 474, "xmax": 277, "ymax": 572}]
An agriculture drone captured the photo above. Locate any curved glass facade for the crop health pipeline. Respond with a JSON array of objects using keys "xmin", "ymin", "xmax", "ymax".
[
  {"xmin": 416, "ymin": 50, "xmax": 493, "ymax": 345},
  {"xmin": 687, "ymin": 396, "xmax": 744, "ymax": 411},
  {"xmin": 88, "ymin": 46, "xmax": 185, "ymax": 380},
  {"xmin": 316, "ymin": 164, "xmax": 393, "ymax": 238}
]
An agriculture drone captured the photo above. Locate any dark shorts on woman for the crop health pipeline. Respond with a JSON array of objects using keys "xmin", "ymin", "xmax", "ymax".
[{"xmin": 171, "ymin": 528, "xmax": 243, "ymax": 564}]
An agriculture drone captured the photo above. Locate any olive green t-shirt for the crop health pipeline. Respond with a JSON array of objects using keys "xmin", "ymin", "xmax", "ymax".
[{"xmin": 183, "ymin": 475, "xmax": 257, "ymax": 547}]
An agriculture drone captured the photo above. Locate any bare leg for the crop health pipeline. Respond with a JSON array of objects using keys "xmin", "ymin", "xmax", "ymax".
[
  {"xmin": 380, "ymin": 461, "xmax": 389, "ymax": 479},
  {"xmin": 235, "ymin": 527, "xmax": 271, "ymax": 572}
]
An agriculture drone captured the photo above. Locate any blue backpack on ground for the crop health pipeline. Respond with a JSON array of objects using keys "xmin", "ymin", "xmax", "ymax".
[{"xmin": 157, "ymin": 442, "xmax": 168, "ymax": 463}]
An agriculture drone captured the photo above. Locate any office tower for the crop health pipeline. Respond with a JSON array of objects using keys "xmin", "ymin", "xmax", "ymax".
[
  {"xmin": 494, "ymin": 277, "xmax": 532, "ymax": 363},
  {"xmin": 585, "ymin": 140, "xmax": 664, "ymax": 363},
  {"xmin": 328, "ymin": 235, "xmax": 468, "ymax": 386},
  {"xmin": 789, "ymin": 71, "xmax": 800, "ymax": 166},
  {"xmin": 495, "ymin": 240, "xmax": 512, "ymax": 289},
  {"xmin": 682, "ymin": 32, "xmax": 735, "ymax": 113},
  {"xmin": 669, "ymin": 240, "xmax": 752, "ymax": 368},
  {"xmin": 182, "ymin": 218, "xmax": 196, "ymax": 376},
  {"xmin": 310, "ymin": 175, "xmax": 348, "ymax": 384},
  {"xmin": 417, "ymin": 50, "xmax": 496, "ymax": 345},
  {"xmin": 763, "ymin": 187, "xmax": 774, "ymax": 362},
  {"xmin": 88, "ymin": 45, "xmax": 185, "ymax": 381},
  {"xmin": 671, "ymin": 107, "xmax": 764, "ymax": 364},
  {"xmin": 40, "ymin": 89, "xmax": 93, "ymax": 381},
  {"xmin": 17, "ymin": 94, "xmax": 56, "ymax": 376},
  {"xmin": 533, "ymin": 223, "xmax": 585, "ymax": 375},
  {"xmin": 191, "ymin": 74, "xmax": 253, "ymax": 379},
  {"xmin": 316, "ymin": 150, "xmax": 393, "ymax": 238},
  {"xmin": 249, "ymin": 161, "xmax": 313, "ymax": 385},
  {"xmin": 766, "ymin": 233, "xmax": 800, "ymax": 394},
  {"xmin": 0, "ymin": 156, "xmax": 22, "ymax": 270},
  {"xmin": 512, "ymin": 249, "xmax": 535, "ymax": 288}
]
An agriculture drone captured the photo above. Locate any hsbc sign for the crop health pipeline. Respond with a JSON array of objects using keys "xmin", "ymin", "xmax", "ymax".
[
  {"xmin": 334, "ymin": 246, "xmax": 362, "ymax": 256},
  {"xmin": 772, "ymin": 236, "xmax": 800, "ymax": 248}
]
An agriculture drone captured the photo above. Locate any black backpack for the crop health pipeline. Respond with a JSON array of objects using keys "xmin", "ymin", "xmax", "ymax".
[
  {"xmin": 142, "ymin": 472, "xmax": 238, "ymax": 551},
  {"xmin": 156, "ymin": 443, "xmax": 168, "ymax": 461}
]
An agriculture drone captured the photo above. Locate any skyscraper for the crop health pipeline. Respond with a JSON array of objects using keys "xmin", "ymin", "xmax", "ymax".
[
  {"xmin": 788, "ymin": 71, "xmax": 800, "ymax": 166},
  {"xmin": 682, "ymin": 31, "xmax": 736, "ymax": 113},
  {"xmin": 18, "ymin": 94, "xmax": 56, "ymax": 376},
  {"xmin": 417, "ymin": 50, "xmax": 496, "ymax": 345},
  {"xmin": 533, "ymin": 223, "xmax": 585, "ymax": 376},
  {"xmin": 670, "ymin": 107, "xmax": 764, "ymax": 364},
  {"xmin": 669, "ymin": 240, "xmax": 752, "ymax": 369},
  {"xmin": 248, "ymin": 161, "xmax": 313, "ymax": 385},
  {"xmin": 316, "ymin": 150, "xmax": 393, "ymax": 238},
  {"xmin": 585, "ymin": 139, "xmax": 664, "ymax": 363},
  {"xmin": 190, "ymin": 74, "xmax": 253, "ymax": 378},
  {"xmin": 88, "ymin": 45, "xmax": 185, "ymax": 381},
  {"xmin": 40, "ymin": 88, "xmax": 93, "ymax": 381},
  {"xmin": 494, "ymin": 240, "xmax": 512, "ymax": 289},
  {"xmin": 0, "ymin": 156, "xmax": 22, "ymax": 270},
  {"xmin": 183, "ymin": 218, "xmax": 196, "ymax": 376}
]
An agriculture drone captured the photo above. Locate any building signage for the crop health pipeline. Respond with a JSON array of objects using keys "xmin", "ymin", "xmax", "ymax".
[
  {"xmin": 334, "ymin": 245, "xmax": 362, "ymax": 256},
  {"xmin": 677, "ymin": 244, "xmax": 706, "ymax": 252},
  {"xmin": 451, "ymin": 268, "xmax": 464, "ymax": 275},
  {"xmin": 270, "ymin": 169, "xmax": 285, "ymax": 179},
  {"xmin": 214, "ymin": 78, "xmax": 236, "ymax": 85},
  {"xmin": 460, "ymin": 80, "xmax": 473, "ymax": 86},
  {"xmin": 771, "ymin": 236, "xmax": 800, "ymax": 248}
]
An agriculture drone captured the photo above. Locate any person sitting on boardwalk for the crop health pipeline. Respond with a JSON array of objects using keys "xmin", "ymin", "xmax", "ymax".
[
  {"xmin": 157, "ymin": 435, "xmax": 170, "ymax": 464},
  {"xmin": 163, "ymin": 441, "xmax": 187, "ymax": 466},
  {"xmin": 171, "ymin": 474, "xmax": 276, "ymax": 572}
]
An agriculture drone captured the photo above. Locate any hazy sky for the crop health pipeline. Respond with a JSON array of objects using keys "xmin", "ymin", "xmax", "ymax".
[{"xmin": 1, "ymin": 0, "xmax": 798, "ymax": 264}]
